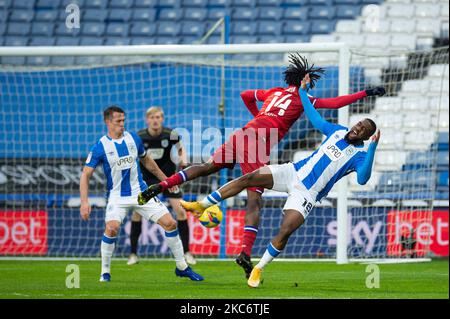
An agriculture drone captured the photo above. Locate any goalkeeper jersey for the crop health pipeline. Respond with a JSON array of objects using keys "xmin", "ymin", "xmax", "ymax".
[{"xmin": 85, "ymin": 131, "xmax": 148, "ymax": 200}]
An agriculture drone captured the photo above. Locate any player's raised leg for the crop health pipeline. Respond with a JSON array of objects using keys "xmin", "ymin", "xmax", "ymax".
[
  {"xmin": 100, "ymin": 220, "xmax": 121, "ymax": 282},
  {"xmin": 248, "ymin": 210, "xmax": 305, "ymax": 288}
]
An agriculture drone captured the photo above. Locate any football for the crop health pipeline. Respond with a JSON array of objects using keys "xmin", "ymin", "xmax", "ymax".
[{"xmin": 198, "ymin": 205, "xmax": 223, "ymax": 228}]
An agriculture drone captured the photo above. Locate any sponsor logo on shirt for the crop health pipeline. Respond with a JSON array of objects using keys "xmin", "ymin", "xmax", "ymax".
[
  {"xmin": 324, "ymin": 144, "xmax": 344, "ymax": 162},
  {"xmin": 116, "ymin": 155, "xmax": 134, "ymax": 170}
]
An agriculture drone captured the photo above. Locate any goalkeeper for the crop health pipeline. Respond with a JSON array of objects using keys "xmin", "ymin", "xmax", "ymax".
[
  {"xmin": 138, "ymin": 53, "xmax": 385, "ymax": 278},
  {"xmin": 181, "ymin": 74, "xmax": 380, "ymax": 288}
]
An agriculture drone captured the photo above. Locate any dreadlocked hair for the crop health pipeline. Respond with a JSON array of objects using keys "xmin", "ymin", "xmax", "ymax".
[{"xmin": 283, "ymin": 53, "xmax": 325, "ymax": 89}]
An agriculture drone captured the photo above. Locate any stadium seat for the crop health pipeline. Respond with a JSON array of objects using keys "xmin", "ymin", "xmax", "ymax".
[
  {"xmin": 432, "ymin": 112, "xmax": 450, "ymax": 131},
  {"xmin": 132, "ymin": 37, "xmax": 156, "ymax": 45},
  {"xmin": 285, "ymin": 35, "xmax": 310, "ymax": 43},
  {"xmin": 182, "ymin": 0, "xmax": 207, "ymax": 6},
  {"xmin": 387, "ymin": 4, "xmax": 415, "ymax": 19},
  {"xmin": 157, "ymin": 22, "xmax": 181, "ymax": 36},
  {"xmin": 374, "ymin": 97, "xmax": 403, "ymax": 113},
  {"xmin": 9, "ymin": 10, "xmax": 34, "ymax": 22},
  {"xmin": 404, "ymin": 171, "xmax": 435, "ymax": 191},
  {"xmin": 208, "ymin": 8, "xmax": 230, "ymax": 21},
  {"xmin": 80, "ymin": 37, "xmax": 104, "ymax": 45},
  {"xmin": 0, "ymin": 23, "xmax": 5, "ymax": 36},
  {"xmin": 283, "ymin": 21, "xmax": 310, "ymax": 35},
  {"xmin": 0, "ymin": 0, "xmax": 10, "ymax": 8},
  {"xmin": 376, "ymin": 151, "xmax": 407, "ymax": 171},
  {"xmin": 232, "ymin": 7, "xmax": 259, "ymax": 20},
  {"xmin": 50, "ymin": 56, "xmax": 76, "ymax": 66},
  {"xmin": 35, "ymin": 10, "xmax": 58, "ymax": 22},
  {"xmin": 259, "ymin": 35, "xmax": 285, "ymax": 43},
  {"xmin": 335, "ymin": 5, "xmax": 360, "ymax": 19},
  {"xmin": 309, "ymin": 6, "xmax": 335, "ymax": 20},
  {"xmin": 208, "ymin": 0, "xmax": 227, "ymax": 6},
  {"xmin": 377, "ymin": 172, "xmax": 405, "ymax": 192},
  {"xmin": 105, "ymin": 37, "xmax": 131, "ymax": 45},
  {"xmin": 283, "ymin": 7, "xmax": 309, "ymax": 20},
  {"xmin": 156, "ymin": 37, "xmax": 180, "ymax": 44},
  {"xmin": 81, "ymin": 22, "xmax": 106, "ymax": 37},
  {"xmin": 29, "ymin": 37, "xmax": 55, "ymax": 46},
  {"xmin": 377, "ymin": 130, "xmax": 405, "ymax": 150},
  {"xmin": 364, "ymin": 33, "xmax": 391, "ymax": 49},
  {"xmin": 26, "ymin": 56, "xmax": 51, "ymax": 66},
  {"xmin": 36, "ymin": 0, "xmax": 60, "ymax": 8},
  {"xmin": 437, "ymin": 151, "xmax": 449, "ymax": 171},
  {"xmin": 336, "ymin": 34, "xmax": 364, "ymax": 48},
  {"xmin": 130, "ymin": 22, "xmax": 156, "ymax": 36},
  {"xmin": 4, "ymin": 36, "xmax": 28, "ymax": 46},
  {"xmin": 390, "ymin": 19, "xmax": 415, "ymax": 34},
  {"xmin": 60, "ymin": 0, "xmax": 85, "ymax": 6},
  {"xmin": 437, "ymin": 171, "xmax": 449, "ymax": 191},
  {"xmin": 109, "ymin": 0, "xmax": 134, "ymax": 8},
  {"xmin": 376, "ymin": 113, "xmax": 403, "ymax": 129},
  {"xmin": 106, "ymin": 23, "xmax": 129, "ymax": 37},
  {"xmin": 310, "ymin": 34, "xmax": 337, "ymax": 43},
  {"xmin": 334, "ymin": 0, "xmax": 359, "ymax": 4},
  {"xmin": 75, "ymin": 56, "xmax": 103, "ymax": 65},
  {"xmin": 84, "ymin": 9, "xmax": 108, "ymax": 22},
  {"xmin": 361, "ymin": 19, "xmax": 390, "ymax": 33},
  {"xmin": 231, "ymin": 35, "xmax": 254, "ymax": 44},
  {"xmin": 257, "ymin": 21, "xmax": 282, "ymax": 36},
  {"xmin": 11, "ymin": 0, "xmax": 35, "ymax": 9},
  {"xmin": 282, "ymin": 0, "xmax": 306, "ymax": 5},
  {"xmin": 414, "ymin": 3, "xmax": 440, "ymax": 18},
  {"xmin": 310, "ymin": 21, "xmax": 336, "ymax": 34},
  {"xmin": 109, "ymin": 9, "xmax": 132, "ymax": 22},
  {"xmin": 404, "ymin": 131, "xmax": 436, "ymax": 150},
  {"xmin": 416, "ymin": 19, "xmax": 442, "ymax": 37},
  {"xmin": 31, "ymin": 23, "xmax": 54, "ymax": 37},
  {"xmin": 85, "ymin": 0, "xmax": 108, "ymax": 9},
  {"xmin": 55, "ymin": 23, "xmax": 81, "ymax": 36},
  {"xmin": 184, "ymin": 8, "xmax": 208, "ymax": 21},
  {"xmin": 180, "ymin": 21, "xmax": 205, "ymax": 36},
  {"xmin": 232, "ymin": 22, "xmax": 257, "ymax": 35},
  {"xmin": 56, "ymin": 37, "xmax": 80, "ymax": 45},
  {"xmin": 180, "ymin": 36, "xmax": 199, "ymax": 44},
  {"xmin": 159, "ymin": 9, "xmax": 183, "ymax": 21},
  {"xmin": 7, "ymin": 23, "xmax": 31, "ymax": 36},
  {"xmin": 257, "ymin": 0, "xmax": 279, "ymax": 5},
  {"xmin": 259, "ymin": 7, "xmax": 282, "ymax": 20},
  {"xmin": 134, "ymin": 0, "xmax": 157, "ymax": 7},
  {"xmin": 428, "ymin": 64, "xmax": 449, "ymax": 78},
  {"xmin": 403, "ymin": 113, "xmax": 432, "ymax": 131},
  {"xmin": 132, "ymin": 9, "xmax": 157, "ymax": 22},
  {"xmin": 231, "ymin": 0, "xmax": 256, "ymax": 6}
]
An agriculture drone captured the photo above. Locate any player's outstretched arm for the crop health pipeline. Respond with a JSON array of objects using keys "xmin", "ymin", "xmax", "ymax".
[
  {"xmin": 240, "ymin": 90, "xmax": 260, "ymax": 117},
  {"xmin": 312, "ymin": 86, "xmax": 385, "ymax": 110},
  {"xmin": 356, "ymin": 130, "xmax": 380, "ymax": 185},
  {"xmin": 300, "ymin": 75, "xmax": 331, "ymax": 135},
  {"xmin": 80, "ymin": 166, "xmax": 94, "ymax": 221}
]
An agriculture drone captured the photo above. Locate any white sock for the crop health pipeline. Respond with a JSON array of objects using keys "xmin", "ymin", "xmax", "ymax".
[
  {"xmin": 200, "ymin": 190, "xmax": 222, "ymax": 208},
  {"xmin": 101, "ymin": 234, "xmax": 117, "ymax": 275},
  {"xmin": 165, "ymin": 229, "xmax": 188, "ymax": 271},
  {"xmin": 256, "ymin": 242, "xmax": 281, "ymax": 270}
]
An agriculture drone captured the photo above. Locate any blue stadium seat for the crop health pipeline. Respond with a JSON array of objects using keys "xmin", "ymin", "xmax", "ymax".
[
  {"xmin": 109, "ymin": 9, "xmax": 132, "ymax": 22},
  {"xmin": 180, "ymin": 36, "xmax": 199, "ymax": 44},
  {"xmin": 231, "ymin": 0, "xmax": 256, "ymax": 6},
  {"xmin": 257, "ymin": 21, "xmax": 282, "ymax": 36},
  {"xmin": 257, "ymin": 0, "xmax": 279, "ymax": 6},
  {"xmin": 180, "ymin": 21, "xmax": 205, "ymax": 36},
  {"xmin": 157, "ymin": 0, "xmax": 181, "ymax": 7},
  {"xmin": 4, "ymin": 36, "xmax": 28, "ymax": 46},
  {"xmin": 55, "ymin": 23, "xmax": 81, "ymax": 36},
  {"xmin": 436, "ymin": 132, "xmax": 449, "ymax": 151},
  {"xmin": 437, "ymin": 151, "xmax": 449, "ymax": 171},
  {"xmin": 27, "ymin": 56, "xmax": 51, "ymax": 66},
  {"xmin": 134, "ymin": 0, "xmax": 157, "ymax": 7},
  {"xmin": 9, "ymin": 10, "xmax": 34, "ymax": 22},
  {"xmin": 0, "ymin": 0, "xmax": 11, "ymax": 8},
  {"xmin": 437, "ymin": 172, "xmax": 449, "ymax": 191},
  {"xmin": 232, "ymin": 8, "xmax": 259, "ymax": 20},
  {"xmin": 283, "ymin": 7, "xmax": 309, "ymax": 20},
  {"xmin": 231, "ymin": 35, "xmax": 254, "ymax": 44},
  {"xmin": 109, "ymin": 0, "xmax": 133, "ymax": 8},
  {"xmin": 84, "ymin": 9, "xmax": 108, "ymax": 22},
  {"xmin": 377, "ymin": 172, "xmax": 405, "ymax": 192},
  {"xmin": 336, "ymin": 5, "xmax": 360, "ymax": 19},
  {"xmin": 75, "ymin": 56, "xmax": 103, "ymax": 65},
  {"xmin": 309, "ymin": 6, "xmax": 335, "ymax": 20},
  {"xmin": 35, "ymin": 10, "xmax": 58, "ymax": 22},
  {"xmin": 106, "ymin": 23, "xmax": 129, "ymax": 37},
  {"xmin": 259, "ymin": 7, "xmax": 282, "ymax": 20},
  {"xmin": 157, "ymin": 22, "xmax": 181, "ymax": 36},
  {"xmin": 313, "ymin": 0, "xmax": 332, "ymax": 5},
  {"xmin": 36, "ymin": 0, "xmax": 60, "ymax": 8},
  {"xmin": 7, "ymin": 23, "xmax": 31, "ymax": 36},
  {"xmin": 132, "ymin": 9, "xmax": 157, "ymax": 21},
  {"xmin": 334, "ymin": 0, "xmax": 358, "ymax": 3},
  {"xmin": 131, "ymin": 37, "xmax": 156, "ymax": 45},
  {"xmin": 405, "ymin": 151, "xmax": 432, "ymax": 169},
  {"xmin": 311, "ymin": 20, "xmax": 336, "ymax": 34},
  {"xmin": 231, "ymin": 54, "xmax": 259, "ymax": 61},
  {"xmin": 182, "ymin": 0, "xmax": 207, "ymax": 6},
  {"xmin": 31, "ymin": 23, "xmax": 54, "ymax": 36},
  {"xmin": 360, "ymin": 0, "xmax": 382, "ymax": 3},
  {"xmin": 184, "ymin": 8, "xmax": 208, "ymax": 21},
  {"xmin": 206, "ymin": 35, "xmax": 221, "ymax": 44},
  {"xmin": 12, "ymin": 0, "xmax": 35, "ymax": 9},
  {"xmin": 208, "ymin": 0, "xmax": 227, "ymax": 6},
  {"xmin": 29, "ymin": 37, "xmax": 56, "ymax": 46},
  {"xmin": 156, "ymin": 36, "xmax": 180, "ymax": 44},
  {"xmin": 281, "ymin": 0, "xmax": 307, "ymax": 5},
  {"xmin": 85, "ymin": 0, "xmax": 108, "ymax": 9},
  {"xmin": 81, "ymin": 22, "xmax": 106, "ymax": 36},
  {"xmin": 61, "ymin": 0, "xmax": 85, "ymax": 7},
  {"xmin": 51, "ymin": 56, "xmax": 76, "ymax": 66},
  {"xmin": 232, "ymin": 21, "xmax": 257, "ymax": 35},
  {"xmin": 283, "ymin": 21, "xmax": 310, "ymax": 35},
  {"xmin": 405, "ymin": 171, "xmax": 435, "ymax": 190},
  {"xmin": 159, "ymin": 9, "xmax": 183, "ymax": 21},
  {"xmin": 80, "ymin": 37, "xmax": 104, "ymax": 45},
  {"xmin": 130, "ymin": 22, "xmax": 156, "ymax": 36},
  {"xmin": 105, "ymin": 37, "xmax": 131, "ymax": 45},
  {"xmin": 259, "ymin": 53, "xmax": 284, "ymax": 61},
  {"xmin": 208, "ymin": 8, "xmax": 230, "ymax": 20},
  {"xmin": 1, "ymin": 36, "xmax": 27, "ymax": 64},
  {"xmin": 0, "ymin": 24, "xmax": 5, "ymax": 36},
  {"xmin": 56, "ymin": 37, "xmax": 80, "ymax": 45},
  {"xmin": 259, "ymin": 35, "xmax": 285, "ymax": 43}
]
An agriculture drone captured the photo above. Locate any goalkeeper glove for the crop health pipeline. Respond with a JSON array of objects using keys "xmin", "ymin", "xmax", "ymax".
[{"xmin": 365, "ymin": 87, "xmax": 386, "ymax": 97}]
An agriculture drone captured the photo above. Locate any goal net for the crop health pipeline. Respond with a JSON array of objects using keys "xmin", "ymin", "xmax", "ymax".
[{"xmin": 0, "ymin": 44, "xmax": 447, "ymax": 261}]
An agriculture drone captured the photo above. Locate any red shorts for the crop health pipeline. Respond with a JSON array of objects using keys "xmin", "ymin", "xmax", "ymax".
[{"xmin": 211, "ymin": 129, "xmax": 271, "ymax": 194}]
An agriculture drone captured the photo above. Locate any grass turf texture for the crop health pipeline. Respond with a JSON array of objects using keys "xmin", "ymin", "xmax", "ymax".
[{"xmin": 0, "ymin": 259, "xmax": 447, "ymax": 299}]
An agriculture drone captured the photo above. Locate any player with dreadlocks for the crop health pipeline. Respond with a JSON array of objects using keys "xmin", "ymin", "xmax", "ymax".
[{"xmin": 138, "ymin": 53, "xmax": 386, "ymax": 278}]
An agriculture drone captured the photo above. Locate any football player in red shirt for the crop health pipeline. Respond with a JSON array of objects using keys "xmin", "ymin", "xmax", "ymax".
[{"xmin": 138, "ymin": 53, "xmax": 385, "ymax": 278}]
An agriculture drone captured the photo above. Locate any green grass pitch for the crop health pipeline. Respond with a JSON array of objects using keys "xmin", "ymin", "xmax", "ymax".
[{"xmin": 0, "ymin": 259, "xmax": 448, "ymax": 299}]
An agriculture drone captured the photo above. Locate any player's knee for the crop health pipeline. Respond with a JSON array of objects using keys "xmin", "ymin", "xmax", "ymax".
[
  {"xmin": 162, "ymin": 218, "xmax": 178, "ymax": 231},
  {"xmin": 105, "ymin": 223, "xmax": 120, "ymax": 237}
]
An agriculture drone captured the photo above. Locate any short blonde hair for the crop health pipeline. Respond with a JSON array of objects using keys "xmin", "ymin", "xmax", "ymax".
[{"xmin": 146, "ymin": 106, "xmax": 164, "ymax": 117}]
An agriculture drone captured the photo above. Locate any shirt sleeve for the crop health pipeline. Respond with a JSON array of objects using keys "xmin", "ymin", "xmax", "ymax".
[
  {"xmin": 85, "ymin": 143, "xmax": 102, "ymax": 168},
  {"xmin": 355, "ymin": 143, "xmax": 378, "ymax": 185}
]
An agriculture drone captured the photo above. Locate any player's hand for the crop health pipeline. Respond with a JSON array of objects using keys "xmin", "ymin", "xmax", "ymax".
[
  {"xmin": 301, "ymin": 74, "xmax": 311, "ymax": 90},
  {"xmin": 80, "ymin": 202, "xmax": 91, "ymax": 221},
  {"xmin": 365, "ymin": 87, "xmax": 386, "ymax": 97},
  {"xmin": 371, "ymin": 129, "xmax": 381, "ymax": 144},
  {"xmin": 168, "ymin": 186, "xmax": 179, "ymax": 194}
]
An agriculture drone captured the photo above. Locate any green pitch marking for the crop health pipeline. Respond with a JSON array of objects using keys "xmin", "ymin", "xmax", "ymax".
[{"xmin": 0, "ymin": 259, "xmax": 447, "ymax": 299}]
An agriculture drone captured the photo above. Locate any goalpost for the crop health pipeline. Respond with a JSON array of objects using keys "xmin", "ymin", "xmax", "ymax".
[{"xmin": 0, "ymin": 43, "xmax": 446, "ymax": 264}]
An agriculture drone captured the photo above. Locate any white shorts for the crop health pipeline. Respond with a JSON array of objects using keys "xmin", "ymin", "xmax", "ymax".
[
  {"xmin": 268, "ymin": 163, "xmax": 316, "ymax": 219},
  {"xmin": 105, "ymin": 196, "xmax": 170, "ymax": 224}
]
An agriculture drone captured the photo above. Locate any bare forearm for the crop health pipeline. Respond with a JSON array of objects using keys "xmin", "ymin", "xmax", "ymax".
[
  {"xmin": 142, "ymin": 156, "xmax": 167, "ymax": 181},
  {"xmin": 79, "ymin": 174, "xmax": 90, "ymax": 204}
]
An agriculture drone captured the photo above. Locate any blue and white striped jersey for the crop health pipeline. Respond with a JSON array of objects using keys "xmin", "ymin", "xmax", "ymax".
[
  {"xmin": 293, "ymin": 123, "xmax": 367, "ymax": 202},
  {"xmin": 85, "ymin": 131, "xmax": 148, "ymax": 200}
]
